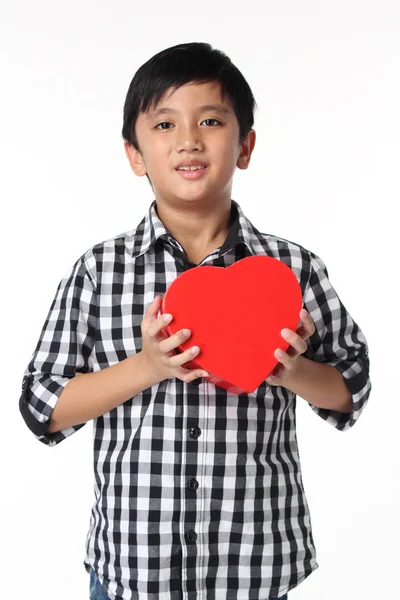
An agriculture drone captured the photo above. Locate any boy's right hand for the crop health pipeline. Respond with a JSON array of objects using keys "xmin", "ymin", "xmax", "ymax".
[{"xmin": 139, "ymin": 295, "xmax": 209, "ymax": 385}]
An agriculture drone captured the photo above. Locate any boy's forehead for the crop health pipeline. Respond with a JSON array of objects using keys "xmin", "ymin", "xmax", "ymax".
[{"xmin": 143, "ymin": 82, "xmax": 232, "ymax": 118}]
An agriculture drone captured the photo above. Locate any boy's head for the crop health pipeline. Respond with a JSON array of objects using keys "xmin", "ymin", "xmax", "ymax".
[{"xmin": 122, "ymin": 42, "xmax": 257, "ymax": 207}]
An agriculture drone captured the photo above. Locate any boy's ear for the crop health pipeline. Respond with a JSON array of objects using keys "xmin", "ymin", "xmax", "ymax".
[
  {"xmin": 124, "ymin": 141, "xmax": 147, "ymax": 177},
  {"xmin": 236, "ymin": 129, "xmax": 256, "ymax": 171}
]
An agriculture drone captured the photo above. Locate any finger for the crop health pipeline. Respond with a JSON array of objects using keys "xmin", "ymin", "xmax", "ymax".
[
  {"xmin": 146, "ymin": 311, "xmax": 173, "ymax": 338},
  {"xmin": 281, "ymin": 328, "xmax": 308, "ymax": 355},
  {"xmin": 159, "ymin": 327, "xmax": 193, "ymax": 355},
  {"xmin": 274, "ymin": 348, "xmax": 296, "ymax": 371},
  {"xmin": 147, "ymin": 295, "xmax": 160, "ymax": 314},
  {"xmin": 266, "ymin": 364, "xmax": 284, "ymax": 385},
  {"xmin": 168, "ymin": 344, "xmax": 200, "ymax": 367},
  {"xmin": 179, "ymin": 366, "xmax": 209, "ymax": 383},
  {"xmin": 143, "ymin": 296, "xmax": 161, "ymax": 326},
  {"xmin": 296, "ymin": 309, "xmax": 316, "ymax": 339},
  {"xmin": 268, "ymin": 363, "xmax": 283, "ymax": 379}
]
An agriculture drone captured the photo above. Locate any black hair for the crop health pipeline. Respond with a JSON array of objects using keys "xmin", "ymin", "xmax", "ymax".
[{"xmin": 121, "ymin": 42, "xmax": 257, "ymax": 188}]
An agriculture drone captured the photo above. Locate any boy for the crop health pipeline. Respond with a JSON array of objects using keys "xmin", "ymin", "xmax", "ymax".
[{"xmin": 19, "ymin": 42, "xmax": 371, "ymax": 600}]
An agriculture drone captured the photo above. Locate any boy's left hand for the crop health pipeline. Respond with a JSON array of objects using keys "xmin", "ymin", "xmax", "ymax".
[{"xmin": 266, "ymin": 309, "xmax": 315, "ymax": 387}]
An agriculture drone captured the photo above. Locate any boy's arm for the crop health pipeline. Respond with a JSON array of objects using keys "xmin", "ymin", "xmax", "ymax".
[
  {"xmin": 282, "ymin": 355, "xmax": 353, "ymax": 413},
  {"xmin": 290, "ymin": 251, "xmax": 371, "ymax": 431},
  {"xmin": 46, "ymin": 352, "xmax": 158, "ymax": 434},
  {"xmin": 19, "ymin": 251, "xmax": 100, "ymax": 446},
  {"xmin": 19, "ymin": 252, "xmax": 177, "ymax": 440}
]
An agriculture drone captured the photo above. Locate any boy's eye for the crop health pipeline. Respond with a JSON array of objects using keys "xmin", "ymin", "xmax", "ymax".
[
  {"xmin": 155, "ymin": 122, "xmax": 172, "ymax": 130},
  {"xmin": 202, "ymin": 119, "xmax": 221, "ymax": 127},
  {"xmin": 155, "ymin": 118, "xmax": 221, "ymax": 130}
]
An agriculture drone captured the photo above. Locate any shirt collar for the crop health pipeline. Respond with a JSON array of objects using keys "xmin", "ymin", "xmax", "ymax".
[{"xmin": 131, "ymin": 199, "xmax": 259, "ymax": 259}]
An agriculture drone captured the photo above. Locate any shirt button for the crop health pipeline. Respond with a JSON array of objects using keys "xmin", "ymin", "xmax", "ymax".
[
  {"xmin": 188, "ymin": 478, "xmax": 199, "ymax": 490},
  {"xmin": 362, "ymin": 348, "xmax": 369, "ymax": 359},
  {"xmin": 189, "ymin": 426, "xmax": 201, "ymax": 439},
  {"xmin": 21, "ymin": 376, "xmax": 28, "ymax": 391},
  {"xmin": 185, "ymin": 529, "xmax": 197, "ymax": 543}
]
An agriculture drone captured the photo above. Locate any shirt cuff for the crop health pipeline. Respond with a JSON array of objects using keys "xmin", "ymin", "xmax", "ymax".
[
  {"xmin": 19, "ymin": 374, "xmax": 86, "ymax": 446},
  {"xmin": 308, "ymin": 352, "xmax": 371, "ymax": 431}
]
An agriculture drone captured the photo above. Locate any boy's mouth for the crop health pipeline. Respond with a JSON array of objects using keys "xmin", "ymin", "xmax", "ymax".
[
  {"xmin": 176, "ymin": 165, "xmax": 207, "ymax": 171},
  {"xmin": 175, "ymin": 165, "xmax": 209, "ymax": 180},
  {"xmin": 175, "ymin": 158, "xmax": 209, "ymax": 171}
]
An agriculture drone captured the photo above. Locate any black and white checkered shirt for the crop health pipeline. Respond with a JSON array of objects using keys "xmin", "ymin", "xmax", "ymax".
[{"xmin": 19, "ymin": 199, "xmax": 371, "ymax": 600}]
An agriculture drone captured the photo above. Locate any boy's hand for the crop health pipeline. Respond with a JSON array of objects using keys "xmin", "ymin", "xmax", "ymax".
[
  {"xmin": 139, "ymin": 295, "xmax": 209, "ymax": 385},
  {"xmin": 266, "ymin": 309, "xmax": 315, "ymax": 387}
]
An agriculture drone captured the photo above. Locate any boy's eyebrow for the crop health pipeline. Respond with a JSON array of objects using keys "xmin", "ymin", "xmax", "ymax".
[{"xmin": 148, "ymin": 104, "xmax": 232, "ymax": 118}]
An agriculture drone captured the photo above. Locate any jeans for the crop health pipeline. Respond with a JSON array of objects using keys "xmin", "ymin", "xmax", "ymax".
[
  {"xmin": 89, "ymin": 567, "xmax": 288, "ymax": 600},
  {"xmin": 90, "ymin": 568, "xmax": 111, "ymax": 599}
]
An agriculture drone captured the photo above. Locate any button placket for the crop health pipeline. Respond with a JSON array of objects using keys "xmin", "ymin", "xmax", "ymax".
[
  {"xmin": 198, "ymin": 376, "xmax": 209, "ymax": 588},
  {"xmin": 183, "ymin": 383, "xmax": 205, "ymax": 590}
]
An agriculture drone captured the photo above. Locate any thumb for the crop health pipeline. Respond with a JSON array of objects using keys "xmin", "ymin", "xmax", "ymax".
[{"xmin": 144, "ymin": 295, "xmax": 161, "ymax": 325}]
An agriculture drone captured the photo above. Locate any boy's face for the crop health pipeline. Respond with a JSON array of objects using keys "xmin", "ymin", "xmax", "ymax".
[{"xmin": 124, "ymin": 81, "xmax": 255, "ymax": 206}]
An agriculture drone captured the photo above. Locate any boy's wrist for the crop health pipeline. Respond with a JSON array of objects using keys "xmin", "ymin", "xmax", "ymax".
[
  {"xmin": 280, "ymin": 355, "xmax": 353, "ymax": 413},
  {"xmin": 281, "ymin": 355, "xmax": 304, "ymax": 391},
  {"xmin": 133, "ymin": 351, "xmax": 163, "ymax": 388}
]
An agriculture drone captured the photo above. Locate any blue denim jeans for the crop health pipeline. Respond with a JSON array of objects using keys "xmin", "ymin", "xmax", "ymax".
[
  {"xmin": 89, "ymin": 567, "xmax": 288, "ymax": 599},
  {"xmin": 90, "ymin": 568, "xmax": 111, "ymax": 599}
]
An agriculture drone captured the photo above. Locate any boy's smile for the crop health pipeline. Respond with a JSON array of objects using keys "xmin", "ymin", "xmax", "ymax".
[{"xmin": 175, "ymin": 163, "xmax": 209, "ymax": 180}]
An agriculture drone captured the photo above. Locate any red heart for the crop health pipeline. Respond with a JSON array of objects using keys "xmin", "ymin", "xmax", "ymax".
[{"xmin": 160, "ymin": 255, "xmax": 302, "ymax": 394}]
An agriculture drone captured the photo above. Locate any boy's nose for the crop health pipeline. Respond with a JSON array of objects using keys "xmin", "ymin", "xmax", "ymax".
[{"xmin": 175, "ymin": 129, "xmax": 203, "ymax": 151}]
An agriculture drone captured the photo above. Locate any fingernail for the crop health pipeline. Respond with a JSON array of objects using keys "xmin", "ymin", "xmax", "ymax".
[
  {"xmin": 281, "ymin": 328, "xmax": 291, "ymax": 336},
  {"xmin": 183, "ymin": 329, "xmax": 191, "ymax": 337},
  {"xmin": 163, "ymin": 314, "xmax": 172, "ymax": 323},
  {"xmin": 190, "ymin": 346, "xmax": 199, "ymax": 354}
]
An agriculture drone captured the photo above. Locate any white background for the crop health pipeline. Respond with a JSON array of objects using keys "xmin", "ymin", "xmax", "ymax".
[{"xmin": 1, "ymin": 1, "xmax": 399, "ymax": 598}]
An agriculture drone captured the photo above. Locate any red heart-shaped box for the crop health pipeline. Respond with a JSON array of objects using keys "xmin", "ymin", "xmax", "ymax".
[{"xmin": 160, "ymin": 255, "xmax": 302, "ymax": 394}]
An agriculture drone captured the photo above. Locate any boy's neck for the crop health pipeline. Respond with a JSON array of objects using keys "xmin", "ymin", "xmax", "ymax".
[{"xmin": 154, "ymin": 197, "xmax": 234, "ymax": 262}]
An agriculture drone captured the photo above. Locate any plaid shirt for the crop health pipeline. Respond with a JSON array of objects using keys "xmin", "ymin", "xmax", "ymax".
[{"xmin": 19, "ymin": 199, "xmax": 371, "ymax": 600}]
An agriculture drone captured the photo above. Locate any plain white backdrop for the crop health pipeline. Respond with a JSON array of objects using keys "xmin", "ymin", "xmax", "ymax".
[{"xmin": 1, "ymin": 1, "xmax": 399, "ymax": 598}]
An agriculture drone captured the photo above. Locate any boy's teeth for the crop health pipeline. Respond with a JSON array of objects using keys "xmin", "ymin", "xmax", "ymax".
[{"xmin": 178, "ymin": 165, "xmax": 206, "ymax": 171}]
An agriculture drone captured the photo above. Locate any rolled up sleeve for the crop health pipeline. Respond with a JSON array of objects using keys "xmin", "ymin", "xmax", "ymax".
[
  {"xmin": 19, "ymin": 253, "xmax": 96, "ymax": 446},
  {"xmin": 302, "ymin": 252, "xmax": 371, "ymax": 431}
]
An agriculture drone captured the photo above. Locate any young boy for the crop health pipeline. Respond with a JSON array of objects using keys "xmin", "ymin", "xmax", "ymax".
[{"xmin": 19, "ymin": 42, "xmax": 371, "ymax": 600}]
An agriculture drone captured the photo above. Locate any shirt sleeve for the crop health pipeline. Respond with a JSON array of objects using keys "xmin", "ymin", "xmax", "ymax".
[
  {"xmin": 301, "ymin": 251, "xmax": 371, "ymax": 431},
  {"xmin": 19, "ymin": 253, "xmax": 97, "ymax": 446}
]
